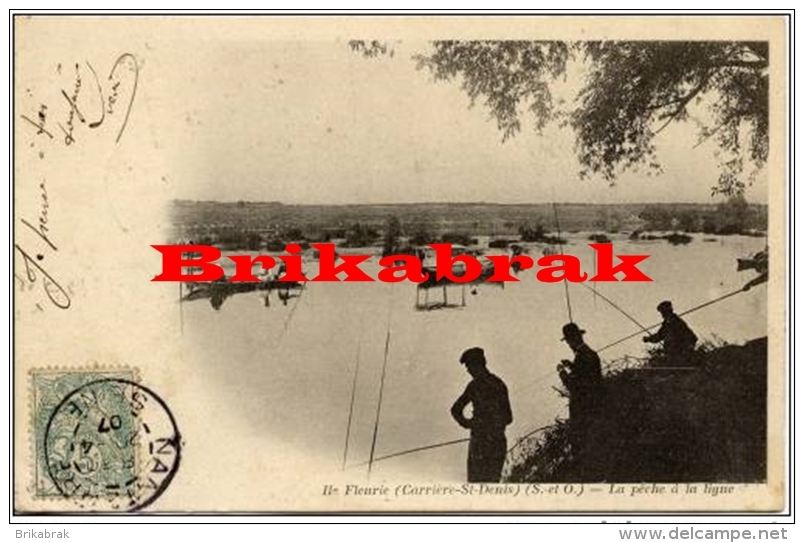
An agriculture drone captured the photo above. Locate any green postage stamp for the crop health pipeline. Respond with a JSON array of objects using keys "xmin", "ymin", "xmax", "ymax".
[{"xmin": 31, "ymin": 368, "xmax": 138, "ymax": 499}]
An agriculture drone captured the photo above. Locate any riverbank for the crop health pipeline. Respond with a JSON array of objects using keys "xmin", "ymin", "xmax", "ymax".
[{"xmin": 506, "ymin": 337, "xmax": 767, "ymax": 483}]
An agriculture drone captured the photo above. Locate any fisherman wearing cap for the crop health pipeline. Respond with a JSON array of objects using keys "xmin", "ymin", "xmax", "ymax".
[
  {"xmin": 557, "ymin": 322, "xmax": 602, "ymax": 473},
  {"xmin": 643, "ymin": 301, "xmax": 698, "ymax": 365},
  {"xmin": 451, "ymin": 347, "xmax": 513, "ymax": 483}
]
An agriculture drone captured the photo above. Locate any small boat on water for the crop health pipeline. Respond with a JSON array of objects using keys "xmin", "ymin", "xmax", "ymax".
[
  {"xmin": 416, "ymin": 244, "xmax": 499, "ymax": 291},
  {"xmin": 737, "ymin": 247, "xmax": 768, "ymax": 273},
  {"xmin": 417, "ymin": 244, "xmax": 471, "ymax": 277}
]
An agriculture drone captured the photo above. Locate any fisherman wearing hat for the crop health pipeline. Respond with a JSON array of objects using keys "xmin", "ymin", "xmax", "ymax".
[
  {"xmin": 451, "ymin": 347, "xmax": 513, "ymax": 483},
  {"xmin": 643, "ymin": 301, "xmax": 698, "ymax": 366},
  {"xmin": 557, "ymin": 322, "xmax": 602, "ymax": 473}
]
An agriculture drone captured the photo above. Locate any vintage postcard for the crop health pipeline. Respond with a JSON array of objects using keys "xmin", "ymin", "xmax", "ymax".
[{"xmin": 13, "ymin": 15, "xmax": 788, "ymax": 513}]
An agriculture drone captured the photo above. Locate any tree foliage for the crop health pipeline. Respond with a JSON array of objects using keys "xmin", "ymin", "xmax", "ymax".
[
  {"xmin": 343, "ymin": 222, "xmax": 380, "ymax": 248},
  {"xmin": 349, "ymin": 40, "xmax": 395, "ymax": 59},
  {"xmin": 573, "ymin": 41, "xmax": 767, "ymax": 195},
  {"xmin": 415, "ymin": 41, "xmax": 571, "ymax": 140},
  {"xmin": 354, "ymin": 40, "xmax": 769, "ymax": 196},
  {"xmin": 382, "ymin": 216, "xmax": 402, "ymax": 257}
]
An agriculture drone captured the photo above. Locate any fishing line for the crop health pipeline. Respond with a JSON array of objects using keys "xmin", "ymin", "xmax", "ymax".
[
  {"xmin": 552, "ymin": 202, "xmax": 574, "ymax": 323},
  {"xmin": 350, "ymin": 438, "xmax": 470, "ymax": 469},
  {"xmin": 274, "ymin": 283, "xmax": 305, "ymax": 347},
  {"xmin": 493, "ymin": 286, "xmax": 745, "ymax": 397},
  {"xmin": 367, "ymin": 285, "xmax": 395, "ymax": 480},
  {"xmin": 342, "ymin": 337, "xmax": 362, "ymax": 471},
  {"xmin": 576, "ymin": 282, "xmax": 650, "ymax": 333},
  {"xmin": 356, "ymin": 284, "xmax": 748, "ymax": 474},
  {"xmin": 596, "ymin": 286, "xmax": 745, "ymax": 353}
]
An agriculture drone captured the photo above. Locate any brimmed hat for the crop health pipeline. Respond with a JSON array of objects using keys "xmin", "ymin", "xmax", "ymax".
[
  {"xmin": 561, "ymin": 323, "xmax": 586, "ymax": 342},
  {"xmin": 459, "ymin": 347, "xmax": 486, "ymax": 366}
]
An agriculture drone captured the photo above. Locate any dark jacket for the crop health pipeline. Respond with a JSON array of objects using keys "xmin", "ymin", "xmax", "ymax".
[
  {"xmin": 559, "ymin": 343, "xmax": 602, "ymax": 419},
  {"xmin": 561, "ymin": 344, "xmax": 602, "ymax": 389},
  {"xmin": 451, "ymin": 372, "xmax": 513, "ymax": 437},
  {"xmin": 645, "ymin": 313, "xmax": 698, "ymax": 355}
]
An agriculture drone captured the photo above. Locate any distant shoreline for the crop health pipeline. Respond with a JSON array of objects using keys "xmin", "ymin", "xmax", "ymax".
[
  {"xmin": 171, "ymin": 199, "xmax": 769, "ymax": 208},
  {"xmin": 169, "ymin": 199, "xmax": 767, "ymax": 251}
]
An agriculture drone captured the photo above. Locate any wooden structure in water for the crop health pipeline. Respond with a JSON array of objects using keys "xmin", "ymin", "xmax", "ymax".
[
  {"xmin": 181, "ymin": 278, "xmax": 304, "ymax": 310},
  {"xmin": 415, "ymin": 262, "xmax": 503, "ymax": 311}
]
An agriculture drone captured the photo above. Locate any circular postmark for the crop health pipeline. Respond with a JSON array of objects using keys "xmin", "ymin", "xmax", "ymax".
[{"xmin": 44, "ymin": 378, "xmax": 181, "ymax": 512}]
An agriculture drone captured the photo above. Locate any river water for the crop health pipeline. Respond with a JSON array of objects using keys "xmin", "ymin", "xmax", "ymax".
[{"xmin": 181, "ymin": 233, "xmax": 767, "ymax": 482}]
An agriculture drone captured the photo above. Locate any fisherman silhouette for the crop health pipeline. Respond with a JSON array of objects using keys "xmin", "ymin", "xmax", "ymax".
[
  {"xmin": 451, "ymin": 347, "xmax": 513, "ymax": 483},
  {"xmin": 643, "ymin": 301, "xmax": 698, "ymax": 366},
  {"xmin": 557, "ymin": 323, "xmax": 602, "ymax": 477},
  {"xmin": 739, "ymin": 246, "xmax": 769, "ymax": 292}
]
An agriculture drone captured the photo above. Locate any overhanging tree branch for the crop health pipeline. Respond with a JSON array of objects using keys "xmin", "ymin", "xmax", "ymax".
[
  {"xmin": 653, "ymin": 73, "xmax": 712, "ymax": 135},
  {"xmin": 399, "ymin": 40, "xmax": 768, "ymax": 196}
]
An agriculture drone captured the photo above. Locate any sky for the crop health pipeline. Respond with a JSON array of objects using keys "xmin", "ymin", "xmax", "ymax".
[{"xmin": 152, "ymin": 40, "xmax": 768, "ymax": 205}]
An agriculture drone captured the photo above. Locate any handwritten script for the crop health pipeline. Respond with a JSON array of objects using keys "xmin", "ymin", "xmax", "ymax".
[
  {"xmin": 20, "ymin": 53, "xmax": 139, "ymax": 146},
  {"xmin": 15, "ymin": 180, "xmax": 70, "ymax": 309},
  {"xmin": 16, "ymin": 53, "xmax": 139, "ymax": 310}
]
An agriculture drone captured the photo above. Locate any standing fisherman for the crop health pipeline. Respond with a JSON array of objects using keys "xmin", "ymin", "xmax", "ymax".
[
  {"xmin": 451, "ymin": 347, "xmax": 513, "ymax": 483},
  {"xmin": 557, "ymin": 323, "xmax": 602, "ymax": 477}
]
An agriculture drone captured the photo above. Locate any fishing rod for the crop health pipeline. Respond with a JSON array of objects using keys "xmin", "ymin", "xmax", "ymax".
[
  {"xmin": 596, "ymin": 286, "xmax": 746, "ymax": 353},
  {"xmin": 348, "ymin": 284, "xmax": 745, "ymax": 472},
  {"xmin": 342, "ymin": 338, "xmax": 362, "ymax": 471},
  {"xmin": 361, "ymin": 286, "xmax": 749, "ymax": 473},
  {"xmin": 553, "ymin": 202, "xmax": 574, "ymax": 324},
  {"xmin": 350, "ymin": 423, "xmax": 552, "ymax": 471},
  {"xmin": 576, "ymin": 282, "xmax": 651, "ymax": 334},
  {"xmin": 274, "ymin": 284, "xmax": 306, "ymax": 348},
  {"xmin": 367, "ymin": 289, "xmax": 394, "ymax": 480},
  {"xmin": 513, "ymin": 285, "xmax": 748, "ymax": 394},
  {"xmin": 350, "ymin": 437, "xmax": 470, "ymax": 469},
  {"xmin": 507, "ymin": 289, "xmax": 749, "ymax": 459}
]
